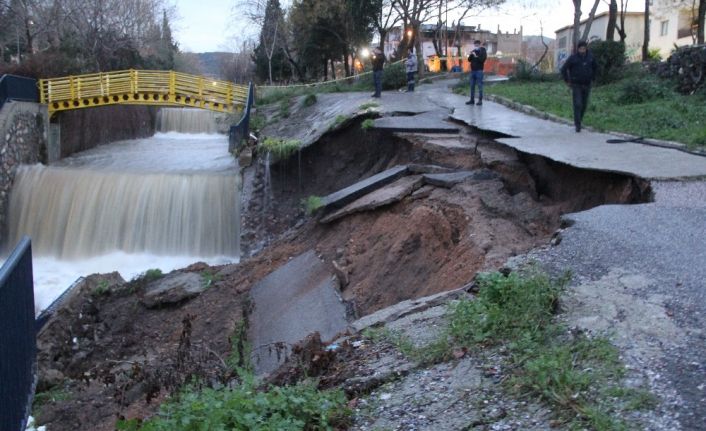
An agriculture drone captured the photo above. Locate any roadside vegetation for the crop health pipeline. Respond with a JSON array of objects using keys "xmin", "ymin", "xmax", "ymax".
[
  {"xmin": 455, "ymin": 57, "xmax": 706, "ymax": 148},
  {"xmin": 365, "ymin": 269, "xmax": 658, "ymax": 430}
]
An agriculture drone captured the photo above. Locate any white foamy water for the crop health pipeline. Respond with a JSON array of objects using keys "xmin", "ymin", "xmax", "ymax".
[{"xmin": 3, "ymin": 131, "xmax": 240, "ymax": 314}]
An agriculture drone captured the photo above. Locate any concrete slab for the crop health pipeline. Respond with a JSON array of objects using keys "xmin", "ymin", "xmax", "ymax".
[
  {"xmin": 320, "ymin": 175, "xmax": 424, "ymax": 224},
  {"xmin": 423, "ymin": 169, "xmax": 499, "ymax": 188},
  {"xmin": 439, "ymin": 92, "xmax": 706, "ymax": 180},
  {"xmin": 373, "ymin": 110, "xmax": 460, "ymax": 134},
  {"xmin": 320, "ymin": 165, "xmax": 409, "ymax": 212},
  {"xmin": 248, "ymin": 250, "xmax": 349, "ymax": 375}
]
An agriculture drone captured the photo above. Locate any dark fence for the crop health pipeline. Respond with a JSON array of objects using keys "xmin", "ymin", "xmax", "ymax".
[
  {"xmin": 0, "ymin": 236, "xmax": 36, "ymax": 431},
  {"xmin": 228, "ymin": 82, "xmax": 255, "ymax": 153},
  {"xmin": 0, "ymin": 74, "xmax": 39, "ymax": 111}
]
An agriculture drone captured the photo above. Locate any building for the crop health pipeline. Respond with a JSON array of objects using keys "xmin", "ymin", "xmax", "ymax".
[
  {"xmin": 554, "ymin": 11, "xmax": 645, "ymax": 67},
  {"xmin": 649, "ymin": 0, "xmax": 701, "ymax": 58},
  {"xmin": 383, "ymin": 24, "xmax": 523, "ymax": 73}
]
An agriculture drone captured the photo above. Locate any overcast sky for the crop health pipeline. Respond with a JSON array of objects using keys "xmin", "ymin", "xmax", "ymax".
[{"xmin": 173, "ymin": 0, "xmax": 644, "ymax": 53}]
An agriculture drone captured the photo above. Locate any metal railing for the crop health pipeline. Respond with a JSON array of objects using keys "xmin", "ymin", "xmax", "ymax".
[
  {"xmin": 39, "ymin": 70, "xmax": 250, "ymax": 116},
  {"xmin": 229, "ymin": 82, "xmax": 254, "ymax": 153},
  {"xmin": 0, "ymin": 236, "xmax": 36, "ymax": 431},
  {"xmin": 0, "ymin": 74, "xmax": 39, "ymax": 111}
]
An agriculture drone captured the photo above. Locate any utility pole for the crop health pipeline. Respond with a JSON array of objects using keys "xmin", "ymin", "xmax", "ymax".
[{"xmin": 16, "ymin": 23, "xmax": 21, "ymax": 64}]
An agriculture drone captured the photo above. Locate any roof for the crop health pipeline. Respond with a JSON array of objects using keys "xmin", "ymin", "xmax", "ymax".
[{"xmin": 554, "ymin": 11, "xmax": 644, "ymax": 34}]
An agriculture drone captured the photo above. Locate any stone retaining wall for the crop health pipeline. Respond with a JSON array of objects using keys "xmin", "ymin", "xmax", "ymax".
[{"xmin": 0, "ymin": 101, "xmax": 48, "ymax": 245}]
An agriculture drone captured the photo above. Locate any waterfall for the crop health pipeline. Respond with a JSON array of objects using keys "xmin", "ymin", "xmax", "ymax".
[
  {"xmin": 6, "ymin": 164, "xmax": 240, "ymax": 259},
  {"xmin": 157, "ymin": 108, "xmax": 221, "ymax": 134}
]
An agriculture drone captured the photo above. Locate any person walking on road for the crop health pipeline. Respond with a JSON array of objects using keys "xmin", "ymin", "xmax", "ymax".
[
  {"xmin": 371, "ymin": 46, "xmax": 385, "ymax": 98},
  {"xmin": 405, "ymin": 48, "xmax": 418, "ymax": 92},
  {"xmin": 560, "ymin": 40, "xmax": 598, "ymax": 132},
  {"xmin": 466, "ymin": 40, "xmax": 487, "ymax": 106}
]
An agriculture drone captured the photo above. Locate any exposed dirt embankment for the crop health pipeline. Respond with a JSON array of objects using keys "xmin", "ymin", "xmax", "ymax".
[
  {"xmin": 34, "ymin": 119, "xmax": 651, "ymax": 430},
  {"xmin": 58, "ymin": 105, "xmax": 157, "ymax": 157}
]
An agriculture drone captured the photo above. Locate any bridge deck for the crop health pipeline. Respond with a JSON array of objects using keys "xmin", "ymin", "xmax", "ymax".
[{"xmin": 39, "ymin": 70, "xmax": 249, "ymax": 116}]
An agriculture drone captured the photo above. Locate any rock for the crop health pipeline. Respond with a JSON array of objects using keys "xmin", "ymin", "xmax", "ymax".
[
  {"xmin": 140, "ymin": 272, "xmax": 206, "ymax": 308},
  {"xmin": 37, "ymin": 369, "xmax": 66, "ymax": 392},
  {"xmin": 239, "ymin": 147, "xmax": 253, "ymax": 167},
  {"xmin": 332, "ymin": 260, "xmax": 349, "ymax": 288}
]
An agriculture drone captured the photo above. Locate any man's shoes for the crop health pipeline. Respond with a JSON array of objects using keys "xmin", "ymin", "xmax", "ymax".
[
  {"xmin": 476, "ymin": 100, "xmax": 483, "ymax": 106},
  {"xmin": 372, "ymin": 94, "xmax": 381, "ymax": 98},
  {"xmin": 465, "ymin": 99, "xmax": 475, "ymax": 105},
  {"xmin": 575, "ymin": 125, "xmax": 581, "ymax": 132}
]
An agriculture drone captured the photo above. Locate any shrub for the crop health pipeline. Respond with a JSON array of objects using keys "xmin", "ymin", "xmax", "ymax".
[
  {"xmin": 617, "ymin": 76, "xmax": 672, "ymax": 104},
  {"xmin": 302, "ymin": 93, "xmax": 317, "ymax": 107},
  {"xmin": 512, "ymin": 59, "xmax": 539, "ymax": 81},
  {"xmin": 361, "ymin": 118, "xmax": 375, "ymax": 130},
  {"xmin": 301, "ymin": 195, "xmax": 323, "ymax": 214},
  {"xmin": 589, "ymin": 40, "xmax": 626, "ymax": 84},
  {"xmin": 382, "ymin": 61, "xmax": 407, "ymax": 90}
]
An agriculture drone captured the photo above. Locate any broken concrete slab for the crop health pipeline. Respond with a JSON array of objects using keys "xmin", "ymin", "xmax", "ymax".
[
  {"xmin": 320, "ymin": 165, "xmax": 409, "ymax": 212},
  {"xmin": 373, "ymin": 110, "xmax": 460, "ymax": 134},
  {"xmin": 350, "ymin": 288, "xmax": 469, "ymax": 333},
  {"xmin": 423, "ymin": 169, "xmax": 499, "ymax": 188},
  {"xmin": 141, "ymin": 272, "xmax": 205, "ymax": 308},
  {"xmin": 320, "ymin": 175, "xmax": 424, "ymax": 224},
  {"xmin": 248, "ymin": 250, "xmax": 349, "ymax": 376},
  {"xmin": 407, "ymin": 164, "xmax": 455, "ymax": 175}
]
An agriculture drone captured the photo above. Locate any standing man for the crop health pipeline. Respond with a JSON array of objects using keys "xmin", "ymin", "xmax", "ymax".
[
  {"xmin": 560, "ymin": 40, "xmax": 598, "ymax": 132},
  {"xmin": 466, "ymin": 40, "xmax": 487, "ymax": 106},
  {"xmin": 405, "ymin": 48, "xmax": 418, "ymax": 92},
  {"xmin": 371, "ymin": 46, "xmax": 385, "ymax": 98}
]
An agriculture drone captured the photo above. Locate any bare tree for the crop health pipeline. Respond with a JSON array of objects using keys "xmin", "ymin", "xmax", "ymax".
[
  {"xmin": 374, "ymin": 0, "xmax": 401, "ymax": 54},
  {"xmin": 571, "ymin": 0, "xmax": 600, "ymax": 50},
  {"xmin": 606, "ymin": 0, "xmax": 617, "ymax": 40},
  {"xmin": 699, "ymin": 0, "xmax": 705, "ymax": 44},
  {"xmin": 642, "ymin": 0, "xmax": 649, "ymax": 60}
]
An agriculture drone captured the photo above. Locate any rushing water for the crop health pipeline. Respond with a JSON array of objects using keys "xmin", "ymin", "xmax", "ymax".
[
  {"xmin": 157, "ymin": 107, "xmax": 221, "ymax": 134},
  {"xmin": 4, "ymin": 119, "xmax": 240, "ymax": 313}
]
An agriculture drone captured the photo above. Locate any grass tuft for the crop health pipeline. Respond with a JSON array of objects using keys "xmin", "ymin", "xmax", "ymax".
[{"xmin": 260, "ymin": 137, "xmax": 302, "ymax": 160}]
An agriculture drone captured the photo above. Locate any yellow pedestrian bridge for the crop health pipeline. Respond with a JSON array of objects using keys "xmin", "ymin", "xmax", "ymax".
[{"xmin": 38, "ymin": 70, "xmax": 250, "ymax": 117}]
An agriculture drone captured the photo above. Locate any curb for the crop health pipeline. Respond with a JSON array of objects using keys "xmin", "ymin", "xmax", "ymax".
[{"xmin": 485, "ymin": 94, "xmax": 706, "ymax": 158}]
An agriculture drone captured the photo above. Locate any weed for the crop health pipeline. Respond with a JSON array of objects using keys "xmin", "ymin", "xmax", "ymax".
[
  {"xmin": 301, "ymin": 195, "xmax": 323, "ymax": 215},
  {"xmin": 200, "ymin": 270, "xmax": 220, "ymax": 289},
  {"xmin": 249, "ymin": 112, "xmax": 266, "ymax": 132},
  {"xmin": 143, "ymin": 268, "xmax": 163, "ymax": 281},
  {"xmin": 302, "ymin": 93, "xmax": 317, "ymax": 107},
  {"xmin": 330, "ymin": 114, "xmax": 348, "ymax": 130},
  {"xmin": 361, "ymin": 118, "xmax": 375, "ymax": 130},
  {"xmin": 226, "ymin": 320, "xmax": 251, "ymax": 372},
  {"xmin": 91, "ymin": 280, "xmax": 110, "ymax": 297},
  {"xmin": 260, "ymin": 137, "xmax": 302, "ymax": 160},
  {"xmin": 278, "ymin": 97, "xmax": 291, "ymax": 118},
  {"xmin": 116, "ymin": 370, "xmax": 350, "ymax": 430},
  {"xmin": 33, "ymin": 386, "xmax": 70, "ymax": 415},
  {"xmin": 359, "ymin": 102, "xmax": 379, "ymax": 110}
]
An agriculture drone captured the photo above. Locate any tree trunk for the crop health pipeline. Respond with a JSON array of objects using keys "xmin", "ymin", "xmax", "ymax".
[
  {"xmin": 643, "ymin": 0, "xmax": 650, "ymax": 61},
  {"xmin": 580, "ymin": 0, "xmax": 601, "ymax": 42},
  {"xmin": 572, "ymin": 0, "xmax": 582, "ymax": 52},
  {"xmin": 698, "ymin": 0, "xmax": 706, "ymax": 44},
  {"xmin": 617, "ymin": 0, "xmax": 628, "ymax": 42},
  {"xmin": 607, "ymin": 0, "xmax": 618, "ymax": 40}
]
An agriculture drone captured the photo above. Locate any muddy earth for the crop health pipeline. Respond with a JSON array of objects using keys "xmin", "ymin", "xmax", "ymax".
[{"xmin": 33, "ymin": 111, "xmax": 650, "ymax": 430}]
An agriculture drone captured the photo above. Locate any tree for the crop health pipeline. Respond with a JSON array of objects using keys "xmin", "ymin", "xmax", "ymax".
[
  {"xmin": 372, "ymin": 0, "xmax": 400, "ymax": 54},
  {"xmin": 252, "ymin": 0, "xmax": 288, "ymax": 83},
  {"xmin": 642, "ymin": 0, "xmax": 649, "ymax": 61},
  {"xmin": 606, "ymin": 0, "xmax": 617, "ymax": 40},
  {"xmin": 698, "ymin": 0, "xmax": 705, "ymax": 44}
]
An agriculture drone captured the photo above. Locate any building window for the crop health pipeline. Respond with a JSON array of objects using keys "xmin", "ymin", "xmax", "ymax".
[
  {"xmin": 660, "ymin": 20, "xmax": 669, "ymax": 36},
  {"xmin": 558, "ymin": 36, "xmax": 567, "ymax": 49}
]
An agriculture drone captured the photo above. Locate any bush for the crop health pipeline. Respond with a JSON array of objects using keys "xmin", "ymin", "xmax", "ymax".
[
  {"xmin": 512, "ymin": 59, "xmax": 539, "ymax": 81},
  {"xmin": 589, "ymin": 40, "xmax": 626, "ymax": 84},
  {"xmin": 617, "ymin": 76, "xmax": 672, "ymax": 104},
  {"xmin": 382, "ymin": 61, "xmax": 407, "ymax": 90}
]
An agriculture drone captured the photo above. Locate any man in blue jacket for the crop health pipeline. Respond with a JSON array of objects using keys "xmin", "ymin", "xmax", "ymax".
[{"xmin": 560, "ymin": 40, "xmax": 598, "ymax": 132}]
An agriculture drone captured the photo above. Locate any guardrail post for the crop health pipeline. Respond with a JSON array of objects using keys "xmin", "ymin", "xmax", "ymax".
[{"xmin": 169, "ymin": 71, "xmax": 176, "ymax": 101}]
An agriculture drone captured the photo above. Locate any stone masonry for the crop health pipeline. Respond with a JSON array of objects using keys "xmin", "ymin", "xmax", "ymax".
[{"xmin": 0, "ymin": 101, "xmax": 48, "ymax": 245}]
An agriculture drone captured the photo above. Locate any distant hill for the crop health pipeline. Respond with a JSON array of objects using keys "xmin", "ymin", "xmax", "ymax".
[{"xmin": 196, "ymin": 52, "xmax": 233, "ymax": 79}]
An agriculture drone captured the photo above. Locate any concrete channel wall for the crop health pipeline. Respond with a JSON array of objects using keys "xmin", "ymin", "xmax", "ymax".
[{"xmin": 0, "ymin": 101, "xmax": 49, "ymax": 245}]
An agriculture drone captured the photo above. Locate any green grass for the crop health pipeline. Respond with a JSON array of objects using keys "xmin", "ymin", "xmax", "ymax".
[
  {"xmin": 361, "ymin": 118, "xmax": 375, "ymax": 130},
  {"xmin": 116, "ymin": 371, "xmax": 349, "ymax": 431},
  {"xmin": 329, "ymin": 115, "xmax": 348, "ymax": 131},
  {"xmin": 302, "ymin": 93, "xmax": 317, "ymax": 107},
  {"xmin": 200, "ymin": 270, "xmax": 220, "ymax": 289},
  {"xmin": 364, "ymin": 269, "xmax": 658, "ymax": 430},
  {"xmin": 358, "ymin": 102, "xmax": 379, "ymax": 110},
  {"xmin": 260, "ymin": 137, "xmax": 302, "ymax": 160},
  {"xmin": 33, "ymin": 386, "xmax": 71, "ymax": 415},
  {"xmin": 91, "ymin": 280, "xmax": 110, "ymax": 297},
  {"xmin": 481, "ymin": 75, "xmax": 706, "ymax": 148},
  {"xmin": 301, "ymin": 195, "xmax": 324, "ymax": 215}
]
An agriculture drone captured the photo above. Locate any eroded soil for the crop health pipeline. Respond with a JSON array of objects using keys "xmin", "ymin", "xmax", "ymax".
[{"xmin": 34, "ymin": 122, "xmax": 650, "ymax": 430}]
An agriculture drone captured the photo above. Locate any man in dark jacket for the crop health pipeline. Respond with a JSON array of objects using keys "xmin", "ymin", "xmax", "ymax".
[
  {"xmin": 371, "ymin": 46, "xmax": 385, "ymax": 98},
  {"xmin": 560, "ymin": 40, "xmax": 598, "ymax": 132},
  {"xmin": 466, "ymin": 40, "xmax": 487, "ymax": 106}
]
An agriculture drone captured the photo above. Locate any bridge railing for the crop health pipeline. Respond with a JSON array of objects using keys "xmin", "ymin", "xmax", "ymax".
[
  {"xmin": 0, "ymin": 74, "xmax": 39, "ymax": 111},
  {"xmin": 39, "ymin": 70, "xmax": 249, "ymax": 115},
  {"xmin": 0, "ymin": 236, "xmax": 36, "ymax": 431}
]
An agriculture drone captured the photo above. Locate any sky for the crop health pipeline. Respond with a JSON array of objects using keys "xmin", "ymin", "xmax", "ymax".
[{"xmin": 172, "ymin": 0, "xmax": 644, "ymax": 53}]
